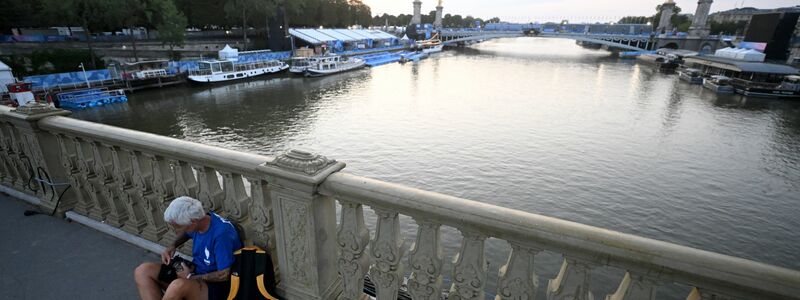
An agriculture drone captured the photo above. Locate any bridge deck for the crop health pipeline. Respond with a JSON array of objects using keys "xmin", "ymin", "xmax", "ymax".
[{"xmin": 0, "ymin": 195, "xmax": 157, "ymax": 300}]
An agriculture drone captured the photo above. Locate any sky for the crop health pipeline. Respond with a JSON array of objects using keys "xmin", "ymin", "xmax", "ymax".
[{"xmin": 361, "ymin": 0, "xmax": 800, "ymax": 23}]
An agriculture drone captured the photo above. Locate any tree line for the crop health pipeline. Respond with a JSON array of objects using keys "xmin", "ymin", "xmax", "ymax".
[
  {"xmin": 617, "ymin": 4, "xmax": 748, "ymax": 35},
  {"xmin": 371, "ymin": 11, "xmax": 501, "ymax": 28}
]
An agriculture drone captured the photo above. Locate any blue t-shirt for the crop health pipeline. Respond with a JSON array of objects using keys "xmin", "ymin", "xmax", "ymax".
[{"xmin": 186, "ymin": 213, "xmax": 242, "ymax": 275}]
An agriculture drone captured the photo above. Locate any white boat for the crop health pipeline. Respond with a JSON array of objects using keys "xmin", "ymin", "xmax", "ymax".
[
  {"xmin": 733, "ymin": 75, "xmax": 800, "ymax": 98},
  {"xmin": 703, "ymin": 75, "xmax": 734, "ymax": 94},
  {"xmin": 304, "ymin": 55, "xmax": 365, "ymax": 77},
  {"xmin": 417, "ymin": 34, "xmax": 443, "ymax": 54},
  {"xmin": 289, "ymin": 56, "xmax": 323, "ymax": 74},
  {"xmin": 678, "ymin": 68, "xmax": 703, "ymax": 84},
  {"xmin": 188, "ymin": 60, "xmax": 288, "ymax": 83}
]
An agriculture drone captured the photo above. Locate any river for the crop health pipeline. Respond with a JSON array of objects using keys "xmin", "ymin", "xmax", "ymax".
[{"xmin": 73, "ymin": 38, "xmax": 800, "ymax": 298}]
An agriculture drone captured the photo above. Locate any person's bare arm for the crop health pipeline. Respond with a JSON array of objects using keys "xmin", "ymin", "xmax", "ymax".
[
  {"xmin": 191, "ymin": 268, "xmax": 231, "ymax": 282},
  {"xmin": 161, "ymin": 233, "xmax": 190, "ymax": 264}
]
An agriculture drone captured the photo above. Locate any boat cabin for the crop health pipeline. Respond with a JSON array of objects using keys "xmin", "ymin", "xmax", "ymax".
[{"xmin": 194, "ymin": 60, "xmax": 235, "ymax": 75}]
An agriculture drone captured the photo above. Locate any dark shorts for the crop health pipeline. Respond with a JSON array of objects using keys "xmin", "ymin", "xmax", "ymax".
[{"xmin": 158, "ymin": 264, "xmax": 230, "ymax": 300}]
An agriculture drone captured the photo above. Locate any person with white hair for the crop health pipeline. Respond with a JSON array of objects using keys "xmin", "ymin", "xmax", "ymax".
[{"xmin": 134, "ymin": 196, "xmax": 242, "ymax": 300}]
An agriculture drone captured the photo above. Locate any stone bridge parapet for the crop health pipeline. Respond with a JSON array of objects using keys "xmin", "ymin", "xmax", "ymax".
[{"xmin": 0, "ymin": 104, "xmax": 798, "ymax": 299}]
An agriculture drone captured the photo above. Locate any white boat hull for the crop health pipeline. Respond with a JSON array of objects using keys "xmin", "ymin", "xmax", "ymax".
[
  {"xmin": 422, "ymin": 44, "xmax": 443, "ymax": 54},
  {"xmin": 703, "ymin": 79, "xmax": 734, "ymax": 94},
  {"xmin": 188, "ymin": 64, "xmax": 288, "ymax": 83},
  {"xmin": 304, "ymin": 60, "xmax": 366, "ymax": 77}
]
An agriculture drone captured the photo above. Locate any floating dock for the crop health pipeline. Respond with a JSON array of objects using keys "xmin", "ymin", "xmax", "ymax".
[{"xmin": 56, "ymin": 88, "xmax": 128, "ymax": 109}]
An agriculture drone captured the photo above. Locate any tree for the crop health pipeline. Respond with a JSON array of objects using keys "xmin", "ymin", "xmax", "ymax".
[
  {"xmin": 0, "ymin": 0, "xmax": 45, "ymax": 33},
  {"xmin": 710, "ymin": 20, "xmax": 748, "ymax": 35},
  {"xmin": 154, "ymin": 0, "xmax": 187, "ymax": 56},
  {"xmin": 224, "ymin": 0, "xmax": 260, "ymax": 50},
  {"xmin": 653, "ymin": 4, "xmax": 692, "ymax": 31},
  {"xmin": 618, "ymin": 16, "xmax": 649, "ymax": 24},
  {"xmin": 40, "ymin": 0, "xmax": 123, "ymax": 68}
]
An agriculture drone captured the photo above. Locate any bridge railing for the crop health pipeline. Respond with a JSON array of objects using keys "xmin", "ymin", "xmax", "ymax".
[{"xmin": 1, "ymin": 104, "xmax": 799, "ymax": 299}]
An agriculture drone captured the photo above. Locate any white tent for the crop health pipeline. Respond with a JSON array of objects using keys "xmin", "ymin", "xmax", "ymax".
[
  {"xmin": 0, "ymin": 61, "xmax": 14, "ymax": 94},
  {"xmin": 739, "ymin": 49, "xmax": 766, "ymax": 62},
  {"xmin": 218, "ymin": 45, "xmax": 239, "ymax": 61}
]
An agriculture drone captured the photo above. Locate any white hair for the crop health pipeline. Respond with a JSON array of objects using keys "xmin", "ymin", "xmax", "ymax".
[{"xmin": 163, "ymin": 196, "xmax": 205, "ymax": 225}]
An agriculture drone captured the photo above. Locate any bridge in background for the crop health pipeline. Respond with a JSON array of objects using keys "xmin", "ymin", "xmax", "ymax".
[{"xmin": 437, "ymin": 28, "xmax": 728, "ymax": 52}]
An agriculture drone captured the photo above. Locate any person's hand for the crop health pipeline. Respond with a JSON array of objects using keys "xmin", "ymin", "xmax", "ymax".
[{"xmin": 161, "ymin": 246, "xmax": 176, "ymax": 265}]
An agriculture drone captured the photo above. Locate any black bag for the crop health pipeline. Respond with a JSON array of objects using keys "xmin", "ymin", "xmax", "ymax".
[{"xmin": 227, "ymin": 246, "xmax": 279, "ymax": 300}]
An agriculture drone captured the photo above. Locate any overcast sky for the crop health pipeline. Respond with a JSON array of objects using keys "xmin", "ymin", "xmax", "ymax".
[{"xmin": 361, "ymin": 0, "xmax": 800, "ymax": 23}]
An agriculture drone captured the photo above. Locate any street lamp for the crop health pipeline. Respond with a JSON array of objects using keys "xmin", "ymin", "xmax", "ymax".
[{"xmin": 79, "ymin": 62, "xmax": 91, "ymax": 88}]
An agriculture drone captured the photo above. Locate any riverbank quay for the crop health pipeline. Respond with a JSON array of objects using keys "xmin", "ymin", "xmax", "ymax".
[
  {"xmin": 2, "ymin": 102, "xmax": 799, "ymax": 300},
  {"xmin": 0, "ymin": 193, "xmax": 157, "ymax": 300}
]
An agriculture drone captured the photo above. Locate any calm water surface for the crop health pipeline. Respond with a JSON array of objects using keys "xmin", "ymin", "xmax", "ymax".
[{"xmin": 74, "ymin": 38, "xmax": 800, "ymax": 298}]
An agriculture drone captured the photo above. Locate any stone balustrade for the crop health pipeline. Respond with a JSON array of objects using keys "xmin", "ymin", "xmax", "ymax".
[{"xmin": 1, "ymin": 104, "xmax": 799, "ymax": 300}]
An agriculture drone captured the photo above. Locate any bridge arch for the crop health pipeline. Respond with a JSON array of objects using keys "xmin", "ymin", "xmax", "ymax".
[
  {"xmin": 700, "ymin": 43, "xmax": 714, "ymax": 54},
  {"xmin": 662, "ymin": 42, "xmax": 680, "ymax": 49}
]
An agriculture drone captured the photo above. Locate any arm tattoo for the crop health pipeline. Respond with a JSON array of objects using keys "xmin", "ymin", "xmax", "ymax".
[{"xmin": 195, "ymin": 268, "xmax": 231, "ymax": 282}]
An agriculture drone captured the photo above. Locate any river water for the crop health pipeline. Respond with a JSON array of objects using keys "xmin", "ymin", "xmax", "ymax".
[{"xmin": 73, "ymin": 38, "xmax": 800, "ymax": 298}]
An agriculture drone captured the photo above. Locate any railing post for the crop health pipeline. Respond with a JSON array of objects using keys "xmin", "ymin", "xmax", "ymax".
[
  {"xmin": 257, "ymin": 149, "xmax": 345, "ymax": 300},
  {"xmin": 1, "ymin": 104, "xmax": 72, "ymax": 214}
]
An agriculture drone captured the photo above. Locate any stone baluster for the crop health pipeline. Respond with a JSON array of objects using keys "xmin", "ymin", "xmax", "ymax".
[
  {"xmin": 0, "ymin": 124, "xmax": 16, "ymax": 185},
  {"xmin": 605, "ymin": 272, "xmax": 657, "ymax": 300},
  {"xmin": 220, "ymin": 171, "xmax": 251, "ymax": 222},
  {"xmin": 170, "ymin": 159, "xmax": 197, "ymax": 199},
  {"xmin": 257, "ymin": 149, "xmax": 345, "ymax": 299},
  {"xmin": 89, "ymin": 141, "xmax": 127, "ymax": 228},
  {"xmin": 408, "ymin": 219, "xmax": 444, "ymax": 300},
  {"xmin": 193, "ymin": 165, "xmax": 223, "ymax": 212},
  {"xmin": 7, "ymin": 127, "xmax": 32, "ymax": 192},
  {"xmin": 546, "ymin": 258, "xmax": 596, "ymax": 300},
  {"xmin": 55, "ymin": 134, "xmax": 89, "ymax": 215},
  {"xmin": 125, "ymin": 149, "xmax": 160, "ymax": 240},
  {"xmin": 245, "ymin": 178, "xmax": 275, "ymax": 251},
  {"xmin": 72, "ymin": 137, "xmax": 109, "ymax": 220},
  {"xmin": 147, "ymin": 154, "xmax": 174, "ymax": 244},
  {"xmin": 369, "ymin": 208, "xmax": 405, "ymax": 300},
  {"xmin": 1, "ymin": 105, "xmax": 74, "ymax": 214},
  {"xmin": 336, "ymin": 200, "xmax": 370, "ymax": 300},
  {"xmin": 2, "ymin": 126, "xmax": 27, "ymax": 189},
  {"xmin": 686, "ymin": 287, "xmax": 738, "ymax": 300},
  {"xmin": 495, "ymin": 243, "xmax": 541, "ymax": 300},
  {"xmin": 449, "ymin": 230, "xmax": 488, "ymax": 300},
  {"xmin": 107, "ymin": 146, "xmax": 139, "ymax": 232}
]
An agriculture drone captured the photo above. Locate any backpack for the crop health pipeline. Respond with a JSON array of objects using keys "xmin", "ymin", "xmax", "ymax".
[{"xmin": 226, "ymin": 246, "xmax": 279, "ymax": 300}]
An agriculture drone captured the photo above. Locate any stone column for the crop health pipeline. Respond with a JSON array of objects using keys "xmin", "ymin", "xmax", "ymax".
[
  {"xmin": 411, "ymin": 0, "xmax": 422, "ymax": 25},
  {"xmin": 657, "ymin": 0, "xmax": 676, "ymax": 33},
  {"xmin": 257, "ymin": 149, "xmax": 345, "ymax": 300},
  {"xmin": 434, "ymin": 1, "xmax": 444, "ymax": 29},
  {"xmin": 3, "ymin": 104, "xmax": 73, "ymax": 215},
  {"xmin": 689, "ymin": 0, "xmax": 713, "ymax": 37}
]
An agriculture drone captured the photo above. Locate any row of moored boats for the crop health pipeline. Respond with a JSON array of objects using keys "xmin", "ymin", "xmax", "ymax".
[
  {"xmin": 188, "ymin": 37, "xmax": 444, "ymax": 84},
  {"xmin": 637, "ymin": 48, "xmax": 800, "ymax": 99}
]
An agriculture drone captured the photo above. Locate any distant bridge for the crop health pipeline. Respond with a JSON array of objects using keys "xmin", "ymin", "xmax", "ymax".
[{"xmin": 438, "ymin": 29, "xmax": 725, "ymax": 52}]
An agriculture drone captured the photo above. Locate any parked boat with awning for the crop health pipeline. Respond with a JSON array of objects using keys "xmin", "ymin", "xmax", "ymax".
[{"xmin": 683, "ymin": 55, "xmax": 800, "ymax": 98}]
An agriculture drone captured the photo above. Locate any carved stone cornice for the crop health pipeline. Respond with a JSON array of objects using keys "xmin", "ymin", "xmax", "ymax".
[
  {"xmin": 9, "ymin": 103, "xmax": 71, "ymax": 121},
  {"xmin": 257, "ymin": 149, "xmax": 346, "ymax": 188},
  {"xmin": 265, "ymin": 149, "xmax": 336, "ymax": 175}
]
